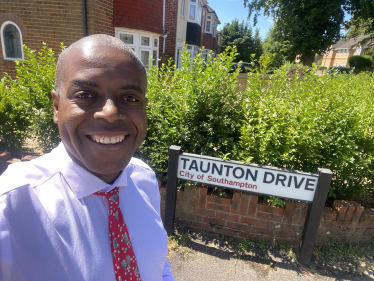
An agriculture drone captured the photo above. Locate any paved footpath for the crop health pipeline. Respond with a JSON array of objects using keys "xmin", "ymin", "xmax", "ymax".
[{"xmin": 166, "ymin": 234, "xmax": 374, "ymax": 281}]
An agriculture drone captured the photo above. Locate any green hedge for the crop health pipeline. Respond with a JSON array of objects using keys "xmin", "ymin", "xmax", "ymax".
[
  {"xmin": 1, "ymin": 44, "xmax": 373, "ymax": 200},
  {"xmin": 348, "ymin": 55, "xmax": 373, "ymax": 68},
  {"xmin": 240, "ymin": 65, "xmax": 374, "ymax": 199}
]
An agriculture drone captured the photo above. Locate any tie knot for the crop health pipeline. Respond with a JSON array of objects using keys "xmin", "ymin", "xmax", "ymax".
[{"xmin": 93, "ymin": 186, "xmax": 120, "ymax": 203}]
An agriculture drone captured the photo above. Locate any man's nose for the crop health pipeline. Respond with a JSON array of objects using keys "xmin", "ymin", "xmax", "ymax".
[{"xmin": 94, "ymin": 99, "xmax": 122, "ymax": 123}]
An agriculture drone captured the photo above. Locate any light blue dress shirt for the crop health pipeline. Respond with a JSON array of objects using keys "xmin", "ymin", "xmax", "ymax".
[{"xmin": 0, "ymin": 143, "xmax": 174, "ymax": 281}]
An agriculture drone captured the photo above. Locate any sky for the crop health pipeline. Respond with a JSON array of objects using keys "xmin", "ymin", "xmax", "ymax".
[
  {"xmin": 208, "ymin": 0, "xmax": 351, "ymax": 39},
  {"xmin": 208, "ymin": 0, "xmax": 274, "ymax": 39}
]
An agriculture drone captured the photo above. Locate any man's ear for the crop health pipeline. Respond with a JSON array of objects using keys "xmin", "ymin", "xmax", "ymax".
[{"xmin": 51, "ymin": 90, "xmax": 59, "ymax": 124}]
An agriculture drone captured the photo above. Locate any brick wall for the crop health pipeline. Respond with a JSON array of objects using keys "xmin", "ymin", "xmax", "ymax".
[
  {"xmin": 0, "ymin": 0, "xmax": 84, "ymax": 77},
  {"xmin": 87, "ymin": 0, "xmax": 114, "ymax": 36},
  {"xmin": 160, "ymin": 185, "xmax": 374, "ymax": 244},
  {"xmin": 160, "ymin": 0, "xmax": 178, "ymax": 61},
  {"xmin": 113, "ymin": 0, "xmax": 163, "ymax": 35}
]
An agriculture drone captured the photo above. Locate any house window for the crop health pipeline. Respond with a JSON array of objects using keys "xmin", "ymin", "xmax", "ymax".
[
  {"xmin": 205, "ymin": 16, "xmax": 211, "ymax": 33},
  {"xmin": 189, "ymin": 0, "xmax": 196, "ymax": 21},
  {"xmin": 1, "ymin": 21, "xmax": 23, "ymax": 60},
  {"xmin": 116, "ymin": 28, "xmax": 160, "ymax": 67},
  {"xmin": 181, "ymin": 0, "xmax": 185, "ymax": 17},
  {"xmin": 335, "ymin": 62, "xmax": 338, "ymax": 66},
  {"xmin": 188, "ymin": 0, "xmax": 202, "ymax": 25},
  {"xmin": 212, "ymin": 21, "xmax": 216, "ymax": 37},
  {"xmin": 119, "ymin": 34, "xmax": 133, "ymax": 44},
  {"xmin": 323, "ymin": 61, "xmax": 325, "ymax": 66}
]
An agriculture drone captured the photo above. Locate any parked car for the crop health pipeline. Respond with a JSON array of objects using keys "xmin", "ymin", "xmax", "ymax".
[
  {"xmin": 230, "ymin": 62, "xmax": 255, "ymax": 73},
  {"xmin": 325, "ymin": 66, "xmax": 353, "ymax": 75}
]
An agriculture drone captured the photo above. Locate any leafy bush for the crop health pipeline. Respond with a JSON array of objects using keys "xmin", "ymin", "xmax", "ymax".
[
  {"xmin": 0, "ymin": 43, "xmax": 61, "ymax": 152},
  {"xmin": 348, "ymin": 55, "xmax": 373, "ymax": 68},
  {"xmin": 135, "ymin": 47, "xmax": 245, "ymax": 177},
  {"xmin": 258, "ymin": 52, "xmax": 285, "ymax": 73},
  {"xmin": 239, "ymin": 67, "xmax": 374, "ymax": 199}
]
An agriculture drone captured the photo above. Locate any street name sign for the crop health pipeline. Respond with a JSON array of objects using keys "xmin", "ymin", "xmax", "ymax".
[{"xmin": 164, "ymin": 146, "xmax": 332, "ymax": 268}]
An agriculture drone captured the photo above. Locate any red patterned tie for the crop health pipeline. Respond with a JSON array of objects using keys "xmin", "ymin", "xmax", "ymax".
[{"xmin": 94, "ymin": 187, "xmax": 141, "ymax": 281}]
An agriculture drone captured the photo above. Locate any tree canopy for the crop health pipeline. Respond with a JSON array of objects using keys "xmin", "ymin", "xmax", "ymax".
[
  {"xmin": 243, "ymin": 0, "xmax": 374, "ymax": 65},
  {"xmin": 220, "ymin": 19, "xmax": 262, "ymax": 62}
]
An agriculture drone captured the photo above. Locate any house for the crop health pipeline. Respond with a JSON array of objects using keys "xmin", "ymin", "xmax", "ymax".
[
  {"xmin": 321, "ymin": 35, "xmax": 374, "ymax": 68},
  {"xmin": 162, "ymin": 0, "xmax": 222, "ymax": 67},
  {"xmin": 0, "ymin": 0, "xmax": 221, "ymax": 78}
]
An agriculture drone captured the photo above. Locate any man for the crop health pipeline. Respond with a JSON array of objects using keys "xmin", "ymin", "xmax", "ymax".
[{"xmin": 0, "ymin": 34, "xmax": 174, "ymax": 281}]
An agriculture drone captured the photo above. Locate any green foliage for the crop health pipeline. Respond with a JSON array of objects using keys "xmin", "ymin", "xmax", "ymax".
[
  {"xmin": 266, "ymin": 196, "xmax": 285, "ymax": 207},
  {"xmin": 220, "ymin": 19, "xmax": 262, "ymax": 62},
  {"xmin": 239, "ymin": 67, "xmax": 374, "ymax": 199},
  {"xmin": 135, "ymin": 46, "xmax": 245, "ymax": 178},
  {"xmin": 0, "ymin": 43, "xmax": 62, "ymax": 152},
  {"xmin": 244, "ymin": 0, "xmax": 344, "ymax": 65},
  {"xmin": 258, "ymin": 52, "xmax": 285, "ymax": 73},
  {"xmin": 348, "ymin": 55, "xmax": 374, "ymax": 68}
]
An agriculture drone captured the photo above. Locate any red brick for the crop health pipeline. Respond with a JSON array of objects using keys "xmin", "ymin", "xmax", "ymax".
[
  {"xmin": 256, "ymin": 211, "xmax": 283, "ymax": 222},
  {"xmin": 239, "ymin": 192, "xmax": 250, "ymax": 216},
  {"xmin": 342, "ymin": 203, "xmax": 356, "ymax": 227},
  {"xmin": 333, "ymin": 200, "xmax": 349, "ymax": 222},
  {"xmin": 207, "ymin": 196, "xmax": 231, "ymax": 206},
  {"xmin": 278, "ymin": 230, "xmax": 301, "ymax": 240},
  {"xmin": 216, "ymin": 211, "xmax": 239, "ymax": 222},
  {"xmin": 191, "ymin": 221, "xmax": 215, "ymax": 232},
  {"xmin": 263, "ymin": 235, "xmax": 273, "ymax": 242},
  {"xmin": 284, "ymin": 200, "xmax": 296, "ymax": 223},
  {"xmin": 195, "ymin": 214, "xmax": 204, "ymax": 222},
  {"xmin": 252, "ymin": 226, "xmax": 275, "ymax": 236},
  {"xmin": 227, "ymin": 221, "xmax": 250, "ymax": 231},
  {"xmin": 193, "ymin": 207, "xmax": 215, "ymax": 217},
  {"xmin": 204, "ymin": 216, "xmax": 225, "ymax": 226},
  {"xmin": 323, "ymin": 207, "xmax": 337, "ymax": 221},
  {"xmin": 238, "ymin": 231, "xmax": 255, "ymax": 239},
  {"xmin": 247, "ymin": 194, "xmax": 258, "ymax": 217},
  {"xmin": 232, "ymin": 191, "xmax": 241, "ymax": 201},
  {"xmin": 350, "ymin": 202, "xmax": 364, "ymax": 228},
  {"xmin": 257, "ymin": 202, "xmax": 284, "ymax": 215},
  {"xmin": 296, "ymin": 202, "xmax": 307, "ymax": 209},
  {"xmin": 199, "ymin": 186, "xmax": 208, "ymax": 196},
  {"xmin": 206, "ymin": 202, "xmax": 230, "ymax": 213},
  {"xmin": 240, "ymin": 216, "xmax": 266, "ymax": 227},
  {"xmin": 214, "ymin": 226, "xmax": 238, "ymax": 237},
  {"xmin": 357, "ymin": 221, "xmax": 374, "ymax": 229},
  {"xmin": 198, "ymin": 195, "xmax": 207, "ymax": 208},
  {"xmin": 320, "ymin": 220, "xmax": 338, "ymax": 228}
]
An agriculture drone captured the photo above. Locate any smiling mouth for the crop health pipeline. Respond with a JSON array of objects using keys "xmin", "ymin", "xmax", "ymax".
[{"xmin": 90, "ymin": 135, "xmax": 128, "ymax": 144}]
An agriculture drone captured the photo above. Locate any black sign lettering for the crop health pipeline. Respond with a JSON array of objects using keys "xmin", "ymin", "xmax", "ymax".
[
  {"xmin": 189, "ymin": 160, "xmax": 198, "ymax": 171},
  {"xmin": 245, "ymin": 169, "xmax": 258, "ymax": 181},
  {"xmin": 181, "ymin": 158, "xmax": 190, "ymax": 169},
  {"xmin": 294, "ymin": 177, "xmax": 305, "ymax": 189},
  {"xmin": 200, "ymin": 161, "xmax": 210, "ymax": 173},
  {"xmin": 224, "ymin": 165, "xmax": 233, "ymax": 177},
  {"xmin": 212, "ymin": 163, "xmax": 223, "ymax": 175},
  {"xmin": 263, "ymin": 172, "xmax": 275, "ymax": 184},
  {"xmin": 233, "ymin": 167, "xmax": 244, "ymax": 179},
  {"xmin": 287, "ymin": 176, "xmax": 293, "ymax": 187},
  {"xmin": 276, "ymin": 174, "xmax": 287, "ymax": 186},
  {"xmin": 305, "ymin": 178, "xmax": 316, "ymax": 191}
]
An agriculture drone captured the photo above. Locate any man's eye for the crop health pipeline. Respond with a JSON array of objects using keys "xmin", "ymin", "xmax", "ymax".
[
  {"xmin": 123, "ymin": 96, "xmax": 138, "ymax": 102},
  {"xmin": 76, "ymin": 93, "xmax": 94, "ymax": 99}
]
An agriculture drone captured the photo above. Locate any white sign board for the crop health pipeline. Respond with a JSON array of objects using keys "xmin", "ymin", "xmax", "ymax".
[{"xmin": 177, "ymin": 154, "xmax": 319, "ymax": 202}]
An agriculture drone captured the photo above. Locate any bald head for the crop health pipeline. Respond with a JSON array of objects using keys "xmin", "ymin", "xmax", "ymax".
[{"xmin": 55, "ymin": 34, "xmax": 147, "ymax": 95}]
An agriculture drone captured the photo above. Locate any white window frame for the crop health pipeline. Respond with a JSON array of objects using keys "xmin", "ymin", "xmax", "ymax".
[
  {"xmin": 212, "ymin": 21, "xmax": 216, "ymax": 37},
  {"xmin": 1, "ymin": 21, "xmax": 24, "ymax": 61},
  {"xmin": 188, "ymin": 0, "xmax": 203, "ymax": 25},
  {"xmin": 115, "ymin": 28, "xmax": 160, "ymax": 67},
  {"xmin": 205, "ymin": 15, "xmax": 212, "ymax": 33},
  {"xmin": 181, "ymin": 0, "xmax": 185, "ymax": 18}
]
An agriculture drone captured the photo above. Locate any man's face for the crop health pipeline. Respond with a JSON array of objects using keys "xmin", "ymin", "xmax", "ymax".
[{"xmin": 51, "ymin": 45, "xmax": 147, "ymax": 183}]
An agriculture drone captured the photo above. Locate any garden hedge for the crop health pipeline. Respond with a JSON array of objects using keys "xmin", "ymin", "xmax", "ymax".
[{"xmin": 0, "ymin": 44, "xmax": 373, "ymax": 201}]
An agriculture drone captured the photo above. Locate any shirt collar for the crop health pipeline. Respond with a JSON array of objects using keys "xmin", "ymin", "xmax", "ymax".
[{"xmin": 53, "ymin": 143, "xmax": 128, "ymax": 199}]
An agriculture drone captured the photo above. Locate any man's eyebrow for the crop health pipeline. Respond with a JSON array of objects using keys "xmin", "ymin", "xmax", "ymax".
[
  {"xmin": 69, "ymin": 79, "xmax": 99, "ymax": 88},
  {"xmin": 119, "ymin": 84, "xmax": 144, "ymax": 94}
]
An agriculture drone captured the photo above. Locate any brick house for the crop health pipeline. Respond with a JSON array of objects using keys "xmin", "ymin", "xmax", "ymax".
[
  {"xmin": 0, "ymin": 0, "xmax": 221, "ymax": 77},
  {"xmin": 321, "ymin": 35, "xmax": 374, "ymax": 68},
  {"xmin": 162, "ymin": 0, "xmax": 222, "ymax": 67}
]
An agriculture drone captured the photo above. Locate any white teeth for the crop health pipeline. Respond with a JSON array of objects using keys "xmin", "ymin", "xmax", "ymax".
[{"xmin": 91, "ymin": 135, "xmax": 126, "ymax": 144}]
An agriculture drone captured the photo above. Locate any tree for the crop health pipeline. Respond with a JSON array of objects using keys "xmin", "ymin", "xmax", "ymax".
[
  {"xmin": 348, "ymin": 55, "xmax": 373, "ymax": 68},
  {"xmin": 220, "ymin": 19, "xmax": 263, "ymax": 62},
  {"xmin": 244, "ymin": 0, "xmax": 344, "ymax": 65}
]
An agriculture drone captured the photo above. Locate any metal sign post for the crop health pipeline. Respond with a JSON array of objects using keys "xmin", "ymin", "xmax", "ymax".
[{"xmin": 164, "ymin": 146, "xmax": 332, "ymax": 267}]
